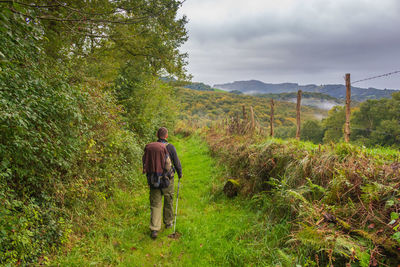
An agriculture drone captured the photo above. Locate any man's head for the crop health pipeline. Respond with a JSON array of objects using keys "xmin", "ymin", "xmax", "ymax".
[{"xmin": 157, "ymin": 127, "xmax": 168, "ymax": 139}]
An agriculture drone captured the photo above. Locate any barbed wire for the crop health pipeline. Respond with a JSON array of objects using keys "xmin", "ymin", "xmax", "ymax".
[{"xmin": 352, "ymin": 70, "xmax": 400, "ymax": 85}]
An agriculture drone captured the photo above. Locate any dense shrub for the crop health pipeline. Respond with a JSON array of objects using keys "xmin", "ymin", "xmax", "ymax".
[
  {"xmin": 0, "ymin": 11, "xmax": 85, "ymax": 201},
  {"xmin": 0, "ymin": 11, "xmax": 140, "ymax": 264},
  {"xmin": 0, "ymin": 10, "xmax": 81, "ymax": 264}
]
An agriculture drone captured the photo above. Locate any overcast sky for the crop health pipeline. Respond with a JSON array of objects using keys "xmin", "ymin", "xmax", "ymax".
[{"xmin": 178, "ymin": 0, "xmax": 400, "ymax": 89}]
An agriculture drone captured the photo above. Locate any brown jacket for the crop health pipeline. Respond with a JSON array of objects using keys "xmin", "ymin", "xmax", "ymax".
[{"xmin": 142, "ymin": 142, "xmax": 168, "ymax": 175}]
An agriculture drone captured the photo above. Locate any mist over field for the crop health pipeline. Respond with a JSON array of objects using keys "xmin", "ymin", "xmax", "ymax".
[{"xmin": 288, "ymin": 98, "xmax": 341, "ymax": 110}]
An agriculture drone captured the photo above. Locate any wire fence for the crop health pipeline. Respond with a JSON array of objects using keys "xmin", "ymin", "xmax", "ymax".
[
  {"xmin": 352, "ymin": 70, "xmax": 400, "ymax": 85},
  {"xmin": 224, "ymin": 70, "xmax": 400, "ymax": 141}
]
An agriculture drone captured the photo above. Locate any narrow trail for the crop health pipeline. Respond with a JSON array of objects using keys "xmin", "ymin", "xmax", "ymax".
[{"xmin": 54, "ymin": 135, "xmax": 280, "ymax": 266}]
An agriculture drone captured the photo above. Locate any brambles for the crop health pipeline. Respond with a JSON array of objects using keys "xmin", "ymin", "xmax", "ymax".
[{"xmin": 206, "ymin": 128, "xmax": 400, "ymax": 265}]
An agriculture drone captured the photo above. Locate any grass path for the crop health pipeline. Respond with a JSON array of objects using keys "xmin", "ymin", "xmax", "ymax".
[{"xmin": 54, "ymin": 135, "xmax": 289, "ymax": 266}]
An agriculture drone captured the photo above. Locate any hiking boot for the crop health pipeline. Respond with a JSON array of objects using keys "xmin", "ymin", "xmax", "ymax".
[
  {"xmin": 150, "ymin": 230, "xmax": 158, "ymax": 239},
  {"xmin": 165, "ymin": 224, "xmax": 172, "ymax": 229}
]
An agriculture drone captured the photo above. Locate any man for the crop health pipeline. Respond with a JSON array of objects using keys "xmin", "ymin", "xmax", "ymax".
[{"xmin": 142, "ymin": 127, "xmax": 182, "ymax": 239}]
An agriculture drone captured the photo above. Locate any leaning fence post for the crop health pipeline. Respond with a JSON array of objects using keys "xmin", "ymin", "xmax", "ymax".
[
  {"xmin": 296, "ymin": 90, "xmax": 302, "ymax": 140},
  {"xmin": 250, "ymin": 106, "xmax": 255, "ymax": 133}
]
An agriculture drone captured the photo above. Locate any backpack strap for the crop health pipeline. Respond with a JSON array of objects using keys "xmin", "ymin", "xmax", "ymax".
[{"xmin": 163, "ymin": 143, "xmax": 175, "ymax": 175}]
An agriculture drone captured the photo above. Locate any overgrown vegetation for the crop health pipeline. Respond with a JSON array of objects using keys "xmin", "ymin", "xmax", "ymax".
[
  {"xmin": 0, "ymin": 1, "xmax": 187, "ymax": 264},
  {"xmin": 206, "ymin": 126, "xmax": 400, "ymax": 266}
]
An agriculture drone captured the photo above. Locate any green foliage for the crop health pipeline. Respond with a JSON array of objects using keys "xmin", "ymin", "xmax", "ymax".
[
  {"xmin": 351, "ymin": 93, "xmax": 400, "ymax": 147},
  {"xmin": 275, "ymin": 126, "xmax": 297, "ymax": 139},
  {"xmin": 0, "ymin": 190, "xmax": 69, "ymax": 265},
  {"xmin": 1, "ymin": 0, "xmax": 188, "ymax": 262},
  {"xmin": 0, "ymin": 11, "xmax": 84, "ymax": 200},
  {"xmin": 319, "ymin": 91, "xmax": 400, "ymax": 148},
  {"xmin": 301, "ymin": 120, "xmax": 325, "ymax": 144},
  {"xmin": 0, "ymin": 10, "xmax": 82, "ymax": 263},
  {"xmin": 1, "ymin": 0, "xmax": 188, "ymax": 83},
  {"xmin": 115, "ymin": 72, "xmax": 177, "ymax": 142},
  {"xmin": 176, "ymin": 87, "xmax": 326, "ymax": 129},
  {"xmin": 322, "ymin": 106, "xmax": 345, "ymax": 143},
  {"xmin": 0, "ymin": 5, "xmax": 165, "ymax": 264},
  {"xmin": 184, "ymin": 82, "xmax": 216, "ymax": 91}
]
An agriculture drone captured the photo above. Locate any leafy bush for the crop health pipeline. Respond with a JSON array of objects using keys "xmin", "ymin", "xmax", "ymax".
[
  {"xmin": 351, "ymin": 93, "xmax": 400, "ymax": 147},
  {"xmin": 0, "ymin": 10, "xmax": 81, "ymax": 263},
  {"xmin": 0, "ymin": 10, "xmax": 141, "ymax": 265},
  {"xmin": 301, "ymin": 120, "xmax": 324, "ymax": 144},
  {"xmin": 0, "ymin": 11, "xmax": 85, "ymax": 200},
  {"xmin": 115, "ymin": 70, "xmax": 177, "ymax": 142},
  {"xmin": 0, "ymin": 190, "xmax": 69, "ymax": 265}
]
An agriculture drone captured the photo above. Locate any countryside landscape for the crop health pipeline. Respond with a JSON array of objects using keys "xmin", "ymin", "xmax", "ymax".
[{"xmin": 1, "ymin": 0, "xmax": 400, "ymax": 266}]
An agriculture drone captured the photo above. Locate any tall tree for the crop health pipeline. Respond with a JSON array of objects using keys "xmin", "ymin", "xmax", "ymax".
[{"xmin": 1, "ymin": 0, "xmax": 188, "ymax": 82}]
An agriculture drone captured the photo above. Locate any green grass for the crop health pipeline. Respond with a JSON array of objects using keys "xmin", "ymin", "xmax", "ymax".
[{"xmin": 52, "ymin": 135, "xmax": 292, "ymax": 266}]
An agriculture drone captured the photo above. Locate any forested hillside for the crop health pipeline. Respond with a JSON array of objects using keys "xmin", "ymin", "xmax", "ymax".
[
  {"xmin": 176, "ymin": 87, "xmax": 327, "ymax": 139},
  {"xmin": 180, "ymin": 85, "xmax": 400, "ymax": 148},
  {"xmin": 0, "ymin": 1, "xmax": 187, "ymax": 264}
]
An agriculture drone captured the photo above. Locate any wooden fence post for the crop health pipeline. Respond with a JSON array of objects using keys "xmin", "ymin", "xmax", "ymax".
[
  {"xmin": 236, "ymin": 112, "xmax": 240, "ymax": 133},
  {"xmin": 296, "ymin": 90, "xmax": 302, "ymax": 140},
  {"xmin": 242, "ymin": 105, "xmax": 247, "ymax": 121},
  {"xmin": 344, "ymin": 73, "xmax": 351, "ymax": 143},
  {"xmin": 270, "ymin": 99, "xmax": 274, "ymax": 137},
  {"xmin": 250, "ymin": 106, "xmax": 255, "ymax": 133}
]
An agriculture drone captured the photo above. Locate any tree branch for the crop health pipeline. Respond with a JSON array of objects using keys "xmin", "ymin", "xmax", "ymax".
[
  {"xmin": 8, "ymin": 7, "xmax": 149, "ymax": 24},
  {"xmin": 0, "ymin": 0, "xmax": 62, "ymax": 8}
]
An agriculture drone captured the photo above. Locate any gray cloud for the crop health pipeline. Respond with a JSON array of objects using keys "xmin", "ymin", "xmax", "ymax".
[{"xmin": 179, "ymin": 0, "xmax": 400, "ymax": 89}]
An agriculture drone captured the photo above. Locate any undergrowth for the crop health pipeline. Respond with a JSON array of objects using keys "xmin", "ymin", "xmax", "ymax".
[{"xmin": 206, "ymin": 126, "xmax": 400, "ymax": 266}]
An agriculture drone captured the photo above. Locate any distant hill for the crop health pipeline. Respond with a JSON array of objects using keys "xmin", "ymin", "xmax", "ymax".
[
  {"xmin": 184, "ymin": 82, "xmax": 216, "ymax": 91},
  {"xmin": 214, "ymin": 80, "xmax": 399, "ymax": 102}
]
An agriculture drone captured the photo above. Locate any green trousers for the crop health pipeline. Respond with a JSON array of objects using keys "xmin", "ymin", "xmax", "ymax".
[{"xmin": 149, "ymin": 179, "xmax": 174, "ymax": 231}]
